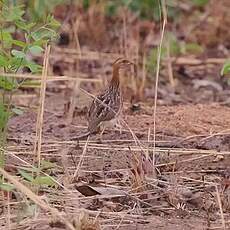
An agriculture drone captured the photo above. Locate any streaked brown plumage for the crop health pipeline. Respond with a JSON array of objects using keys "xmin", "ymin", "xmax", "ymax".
[{"xmin": 71, "ymin": 58, "xmax": 134, "ymax": 140}]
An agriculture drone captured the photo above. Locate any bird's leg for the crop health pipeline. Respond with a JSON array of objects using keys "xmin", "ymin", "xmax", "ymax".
[
  {"xmin": 99, "ymin": 125, "xmax": 106, "ymax": 141},
  {"xmin": 115, "ymin": 119, "xmax": 122, "ymax": 134}
]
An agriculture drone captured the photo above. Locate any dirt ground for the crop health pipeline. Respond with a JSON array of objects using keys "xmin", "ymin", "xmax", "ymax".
[
  {"xmin": 5, "ymin": 95, "xmax": 230, "ymax": 230},
  {"xmin": 1, "ymin": 0, "xmax": 230, "ymax": 229}
]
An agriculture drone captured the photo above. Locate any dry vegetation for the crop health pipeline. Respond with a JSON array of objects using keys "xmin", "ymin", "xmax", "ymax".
[{"xmin": 0, "ymin": 0, "xmax": 230, "ymax": 230}]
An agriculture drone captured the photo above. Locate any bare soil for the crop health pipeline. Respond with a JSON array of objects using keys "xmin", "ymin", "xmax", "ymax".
[{"xmin": 5, "ymin": 95, "xmax": 230, "ymax": 230}]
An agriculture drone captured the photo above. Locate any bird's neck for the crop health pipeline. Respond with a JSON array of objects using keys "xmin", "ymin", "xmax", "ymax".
[{"xmin": 110, "ymin": 66, "xmax": 120, "ymax": 88}]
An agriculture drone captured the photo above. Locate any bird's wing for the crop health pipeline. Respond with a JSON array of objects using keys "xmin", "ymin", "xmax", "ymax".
[{"xmin": 87, "ymin": 90, "xmax": 121, "ymax": 132}]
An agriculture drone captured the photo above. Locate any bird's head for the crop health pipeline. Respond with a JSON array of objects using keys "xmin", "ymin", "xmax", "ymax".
[
  {"xmin": 112, "ymin": 58, "xmax": 135, "ymax": 71},
  {"xmin": 111, "ymin": 57, "xmax": 136, "ymax": 87}
]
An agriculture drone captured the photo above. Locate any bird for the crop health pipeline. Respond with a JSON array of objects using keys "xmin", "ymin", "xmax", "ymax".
[{"xmin": 71, "ymin": 57, "xmax": 135, "ymax": 140}]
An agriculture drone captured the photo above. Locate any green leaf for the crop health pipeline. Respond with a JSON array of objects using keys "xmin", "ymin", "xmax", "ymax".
[
  {"xmin": 40, "ymin": 159, "xmax": 57, "ymax": 170},
  {"xmin": 18, "ymin": 169, "xmax": 34, "ymax": 182},
  {"xmin": 0, "ymin": 153, "xmax": 5, "ymax": 168},
  {"xmin": 0, "ymin": 102, "xmax": 10, "ymax": 132},
  {"xmin": 1, "ymin": 31, "xmax": 13, "ymax": 42},
  {"xmin": 47, "ymin": 15, "xmax": 61, "ymax": 28},
  {"xmin": 29, "ymin": 45, "xmax": 44, "ymax": 55},
  {"xmin": 31, "ymin": 0, "xmax": 63, "ymax": 20},
  {"xmin": 0, "ymin": 31, "xmax": 13, "ymax": 48},
  {"xmin": 0, "ymin": 76, "xmax": 17, "ymax": 91},
  {"xmin": 20, "ymin": 80, "xmax": 41, "ymax": 88},
  {"xmin": 11, "ymin": 50, "xmax": 26, "ymax": 58},
  {"xmin": 33, "ymin": 176, "xmax": 56, "ymax": 187},
  {"xmin": 1, "ymin": 4, "xmax": 25, "ymax": 22},
  {"xmin": 31, "ymin": 39, "xmax": 46, "ymax": 47},
  {"xmin": 19, "ymin": 166, "xmax": 39, "ymax": 173},
  {"xmin": 82, "ymin": 0, "xmax": 90, "ymax": 9},
  {"xmin": 170, "ymin": 40, "xmax": 181, "ymax": 56},
  {"xmin": 147, "ymin": 47, "xmax": 166, "ymax": 73},
  {"xmin": 12, "ymin": 40, "xmax": 27, "ymax": 48},
  {"xmin": 185, "ymin": 43, "xmax": 204, "ymax": 55},
  {"xmin": 8, "ymin": 57, "xmax": 26, "ymax": 72},
  {"xmin": 0, "ymin": 182, "xmax": 14, "ymax": 192},
  {"xmin": 31, "ymin": 28, "xmax": 57, "ymax": 41},
  {"xmin": 25, "ymin": 61, "xmax": 42, "ymax": 73},
  {"xmin": 221, "ymin": 61, "xmax": 230, "ymax": 76},
  {"xmin": 15, "ymin": 21, "xmax": 36, "ymax": 32},
  {"xmin": 0, "ymin": 55, "xmax": 8, "ymax": 67},
  {"xmin": 105, "ymin": 2, "xmax": 118, "ymax": 17},
  {"xmin": 12, "ymin": 107, "xmax": 24, "ymax": 115},
  {"xmin": 33, "ymin": 0, "xmax": 47, "ymax": 19}
]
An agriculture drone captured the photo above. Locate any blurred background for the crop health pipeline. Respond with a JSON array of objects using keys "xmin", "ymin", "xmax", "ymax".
[
  {"xmin": 36, "ymin": 0, "xmax": 230, "ymax": 106},
  {"xmin": 1, "ymin": 0, "xmax": 230, "ymax": 108}
]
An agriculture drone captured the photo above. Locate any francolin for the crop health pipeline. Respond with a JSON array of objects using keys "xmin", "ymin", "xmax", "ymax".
[{"xmin": 72, "ymin": 58, "xmax": 135, "ymax": 140}]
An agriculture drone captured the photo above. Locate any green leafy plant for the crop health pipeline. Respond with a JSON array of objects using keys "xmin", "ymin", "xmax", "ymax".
[
  {"xmin": 221, "ymin": 61, "xmax": 230, "ymax": 76},
  {"xmin": 82, "ymin": 0, "xmax": 210, "ymax": 21},
  {"xmin": 0, "ymin": 103, "xmax": 10, "ymax": 168},
  {"xmin": 147, "ymin": 33, "xmax": 204, "ymax": 74},
  {"xmin": 18, "ymin": 160, "xmax": 58, "ymax": 188},
  {"xmin": 18, "ymin": 169, "xmax": 57, "ymax": 188},
  {"xmin": 27, "ymin": 0, "xmax": 66, "ymax": 21},
  {"xmin": 80, "ymin": 0, "xmax": 176, "ymax": 21},
  {"xmin": 147, "ymin": 46, "xmax": 166, "ymax": 74},
  {"xmin": 1, "ymin": 159, "xmax": 58, "ymax": 192},
  {"xmin": 0, "ymin": 0, "xmax": 60, "ymax": 188},
  {"xmin": 0, "ymin": 181, "xmax": 14, "ymax": 191}
]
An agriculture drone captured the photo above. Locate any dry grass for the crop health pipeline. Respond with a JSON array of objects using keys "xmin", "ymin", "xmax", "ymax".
[
  {"xmin": 34, "ymin": 45, "xmax": 50, "ymax": 167},
  {"xmin": 0, "ymin": 167, "xmax": 76, "ymax": 230},
  {"xmin": 1, "ymin": 1, "xmax": 230, "ymax": 230},
  {"xmin": 152, "ymin": 0, "xmax": 167, "ymax": 174}
]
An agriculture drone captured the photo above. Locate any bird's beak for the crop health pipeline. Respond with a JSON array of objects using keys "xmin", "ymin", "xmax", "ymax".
[{"xmin": 128, "ymin": 62, "xmax": 137, "ymax": 75}]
